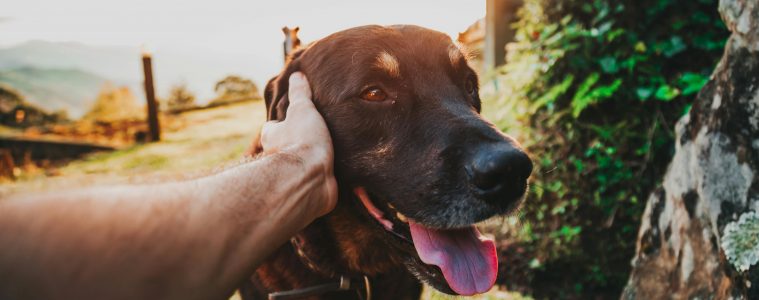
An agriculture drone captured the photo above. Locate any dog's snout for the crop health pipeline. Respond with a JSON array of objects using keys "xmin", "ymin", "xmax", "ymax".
[{"xmin": 467, "ymin": 145, "xmax": 533, "ymax": 203}]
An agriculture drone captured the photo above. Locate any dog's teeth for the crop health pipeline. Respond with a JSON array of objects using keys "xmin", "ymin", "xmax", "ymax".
[{"xmin": 396, "ymin": 212, "xmax": 408, "ymax": 223}]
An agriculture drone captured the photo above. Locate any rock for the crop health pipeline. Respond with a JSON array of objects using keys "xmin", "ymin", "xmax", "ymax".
[{"xmin": 622, "ymin": 0, "xmax": 759, "ymax": 299}]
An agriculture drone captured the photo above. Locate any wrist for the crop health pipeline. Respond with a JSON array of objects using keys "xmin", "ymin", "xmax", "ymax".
[
  {"xmin": 275, "ymin": 145, "xmax": 337, "ymax": 218},
  {"xmin": 278, "ymin": 144, "xmax": 332, "ymax": 174}
]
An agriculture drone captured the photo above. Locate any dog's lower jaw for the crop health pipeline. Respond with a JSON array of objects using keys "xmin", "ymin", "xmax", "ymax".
[
  {"xmin": 403, "ymin": 258, "xmax": 456, "ymax": 295},
  {"xmin": 308, "ymin": 203, "xmax": 409, "ymax": 276}
]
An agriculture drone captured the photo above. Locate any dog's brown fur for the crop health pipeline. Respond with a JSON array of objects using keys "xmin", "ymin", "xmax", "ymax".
[{"xmin": 241, "ymin": 24, "xmax": 531, "ymax": 299}]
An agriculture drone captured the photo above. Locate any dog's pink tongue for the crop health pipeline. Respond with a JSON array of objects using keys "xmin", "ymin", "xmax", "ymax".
[{"xmin": 409, "ymin": 221, "xmax": 497, "ymax": 295}]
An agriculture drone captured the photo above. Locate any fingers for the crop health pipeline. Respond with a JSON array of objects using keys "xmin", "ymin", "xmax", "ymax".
[
  {"xmin": 286, "ymin": 72, "xmax": 316, "ymax": 115},
  {"xmin": 260, "ymin": 71, "xmax": 331, "ymax": 159},
  {"xmin": 261, "ymin": 72, "xmax": 311, "ymax": 150}
]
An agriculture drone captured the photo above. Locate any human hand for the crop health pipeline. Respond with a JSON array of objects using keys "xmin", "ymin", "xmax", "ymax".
[{"xmin": 259, "ymin": 72, "xmax": 338, "ymax": 217}]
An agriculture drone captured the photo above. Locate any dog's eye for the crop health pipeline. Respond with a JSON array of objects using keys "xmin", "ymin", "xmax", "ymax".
[
  {"xmin": 465, "ymin": 77, "xmax": 478, "ymax": 95},
  {"xmin": 361, "ymin": 87, "xmax": 388, "ymax": 102}
]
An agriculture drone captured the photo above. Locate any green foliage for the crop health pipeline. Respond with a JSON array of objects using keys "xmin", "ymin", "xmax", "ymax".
[
  {"xmin": 488, "ymin": 0, "xmax": 728, "ymax": 298},
  {"xmin": 570, "ymin": 73, "xmax": 622, "ymax": 117},
  {"xmin": 722, "ymin": 212, "xmax": 759, "ymax": 272}
]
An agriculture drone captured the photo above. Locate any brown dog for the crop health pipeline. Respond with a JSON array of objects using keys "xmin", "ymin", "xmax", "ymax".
[{"xmin": 241, "ymin": 25, "xmax": 532, "ymax": 299}]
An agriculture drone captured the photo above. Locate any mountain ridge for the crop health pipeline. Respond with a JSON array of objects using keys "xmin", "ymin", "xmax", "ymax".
[
  {"xmin": 0, "ymin": 40, "xmax": 267, "ymax": 111},
  {"xmin": 0, "ymin": 66, "xmax": 114, "ymax": 118}
]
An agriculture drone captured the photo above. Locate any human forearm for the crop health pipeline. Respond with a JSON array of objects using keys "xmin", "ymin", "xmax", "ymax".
[
  {"xmin": 0, "ymin": 151, "xmax": 329, "ymax": 300},
  {"xmin": 0, "ymin": 72, "xmax": 336, "ymax": 300},
  {"xmin": 0, "ymin": 180, "xmax": 204, "ymax": 299},
  {"xmin": 193, "ymin": 149, "xmax": 335, "ymax": 286}
]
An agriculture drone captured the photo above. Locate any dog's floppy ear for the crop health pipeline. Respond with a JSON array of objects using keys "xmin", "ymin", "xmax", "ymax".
[
  {"xmin": 248, "ymin": 49, "xmax": 305, "ymax": 155},
  {"xmin": 264, "ymin": 49, "xmax": 305, "ymax": 121}
]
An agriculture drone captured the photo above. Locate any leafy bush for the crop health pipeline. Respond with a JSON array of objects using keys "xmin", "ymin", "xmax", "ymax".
[
  {"xmin": 82, "ymin": 84, "xmax": 142, "ymax": 123},
  {"xmin": 487, "ymin": 0, "xmax": 728, "ymax": 298},
  {"xmin": 166, "ymin": 83, "xmax": 197, "ymax": 112},
  {"xmin": 211, "ymin": 75, "xmax": 260, "ymax": 106}
]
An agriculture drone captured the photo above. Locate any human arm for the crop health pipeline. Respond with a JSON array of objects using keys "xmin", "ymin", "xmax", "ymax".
[{"xmin": 0, "ymin": 72, "xmax": 336, "ymax": 300}]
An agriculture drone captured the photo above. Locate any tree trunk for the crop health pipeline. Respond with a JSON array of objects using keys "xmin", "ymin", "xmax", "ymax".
[{"xmin": 622, "ymin": 0, "xmax": 759, "ymax": 299}]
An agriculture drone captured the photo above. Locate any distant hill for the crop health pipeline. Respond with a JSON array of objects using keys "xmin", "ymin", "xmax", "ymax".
[
  {"xmin": 0, "ymin": 40, "xmax": 140, "ymax": 83},
  {"xmin": 0, "ymin": 40, "xmax": 267, "ymax": 112},
  {"xmin": 0, "ymin": 67, "xmax": 110, "ymax": 117}
]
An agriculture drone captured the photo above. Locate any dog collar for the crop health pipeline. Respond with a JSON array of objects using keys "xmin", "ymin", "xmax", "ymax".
[
  {"xmin": 267, "ymin": 275, "xmax": 372, "ymax": 300},
  {"xmin": 271, "ymin": 237, "xmax": 372, "ymax": 300}
]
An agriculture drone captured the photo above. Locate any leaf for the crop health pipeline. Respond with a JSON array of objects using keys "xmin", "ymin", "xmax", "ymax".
[
  {"xmin": 663, "ymin": 36, "xmax": 686, "ymax": 57},
  {"xmin": 541, "ymin": 23, "xmax": 560, "ymax": 41},
  {"xmin": 634, "ymin": 41, "xmax": 647, "ymax": 53},
  {"xmin": 621, "ymin": 57, "xmax": 639, "ymax": 73},
  {"xmin": 596, "ymin": 21, "xmax": 613, "ymax": 36},
  {"xmin": 678, "ymin": 72, "xmax": 709, "ymax": 95},
  {"xmin": 654, "ymin": 85, "xmax": 681, "ymax": 101},
  {"xmin": 606, "ymin": 28, "xmax": 625, "ymax": 42},
  {"xmin": 599, "ymin": 57, "xmax": 619, "ymax": 74},
  {"xmin": 531, "ymin": 75, "xmax": 575, "ymax": 112},
  {"xmin": 571, "ymin": 73, "xmax": 622, "ymax": 117},
  {"xmin": 587, "ymin": 79, "xmax": 623, "ymax": 99},
  {"xmin": 560, "ymin": 15, "xmax": 573, "ymax": 25},
  {"xmin": 573, "ymin": 73, "xmax": 601, "ymax": 102},
  {"xmin": 636, "ymin": 86, "xmax": 655, "ymax": 100}
]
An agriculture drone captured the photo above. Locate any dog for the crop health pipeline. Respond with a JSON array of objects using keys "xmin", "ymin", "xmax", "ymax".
[{"xmin": 241, "ymin": 25, "xmax": 532, "ymax": 299}]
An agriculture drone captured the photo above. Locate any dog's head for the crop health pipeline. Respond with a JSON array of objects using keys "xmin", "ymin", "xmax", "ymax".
[{"xmin": 263, "ymin": 25, "xmax": 532, "ymax": 295}]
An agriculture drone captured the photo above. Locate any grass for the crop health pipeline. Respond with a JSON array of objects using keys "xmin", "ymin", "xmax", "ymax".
[
  {"xmin": 67, "ymin": 100, "xmax": 262, "ymax": 174},
  {"xmin": 0, "ymin": 100, "xmax": 266, "ymax": 194}
]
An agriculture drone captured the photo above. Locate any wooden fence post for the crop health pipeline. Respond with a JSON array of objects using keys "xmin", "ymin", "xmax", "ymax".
[
  {"xmin": 142, "ymin": 52, "xmax": 161, "ymax": 142},
  {"xmin": 484, "ymin": 0, "xmax": 522, "ymax": 69}
]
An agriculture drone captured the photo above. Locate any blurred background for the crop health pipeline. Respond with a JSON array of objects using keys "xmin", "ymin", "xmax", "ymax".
[{"xmin": 0, "ymin": 0, "xmax": 735, "ymax": 299}]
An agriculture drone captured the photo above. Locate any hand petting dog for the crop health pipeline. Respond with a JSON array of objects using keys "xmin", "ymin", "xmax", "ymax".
[{"xmin": 260, "ymin": 72, "xmax": 338, "ymax": 218}]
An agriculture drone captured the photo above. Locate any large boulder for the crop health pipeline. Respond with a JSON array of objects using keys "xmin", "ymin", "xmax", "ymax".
[{"xmin": 622, "ymin": 0, "xmax": 759, "ymax": 299}]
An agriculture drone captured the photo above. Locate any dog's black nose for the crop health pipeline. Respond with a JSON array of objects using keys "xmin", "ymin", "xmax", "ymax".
[{"xmin": 467, "ymin": 145, "xmax": 533, "ymax": 202}]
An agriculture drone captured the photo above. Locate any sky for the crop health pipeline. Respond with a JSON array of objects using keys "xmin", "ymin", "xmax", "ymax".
[{"xmin": 0, "ymin": 0, "xmax": 485, "ymax": 92}]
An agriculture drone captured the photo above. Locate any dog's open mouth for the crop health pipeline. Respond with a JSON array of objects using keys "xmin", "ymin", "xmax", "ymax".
[{"xmin": 353, "ymin": 187, "xmax": 497, "ymax": 295}]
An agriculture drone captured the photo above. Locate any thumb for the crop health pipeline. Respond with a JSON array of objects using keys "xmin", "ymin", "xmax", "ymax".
[
  {"xmin": 260, "ymin": 120, "xmax": 283, "ymax": 151},
  {"xmin": 287, "ymin": 72, "xmax": 314, "ymax": 111}
]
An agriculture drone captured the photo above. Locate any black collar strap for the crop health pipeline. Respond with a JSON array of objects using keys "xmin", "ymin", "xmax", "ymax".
[
  {"xmin": 273, "ymin": 238, "xmax": 372, "ymax": 300},
  {"xmin": 268, "ymin": 275, "xmax": 372, "ymax": 300}
]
